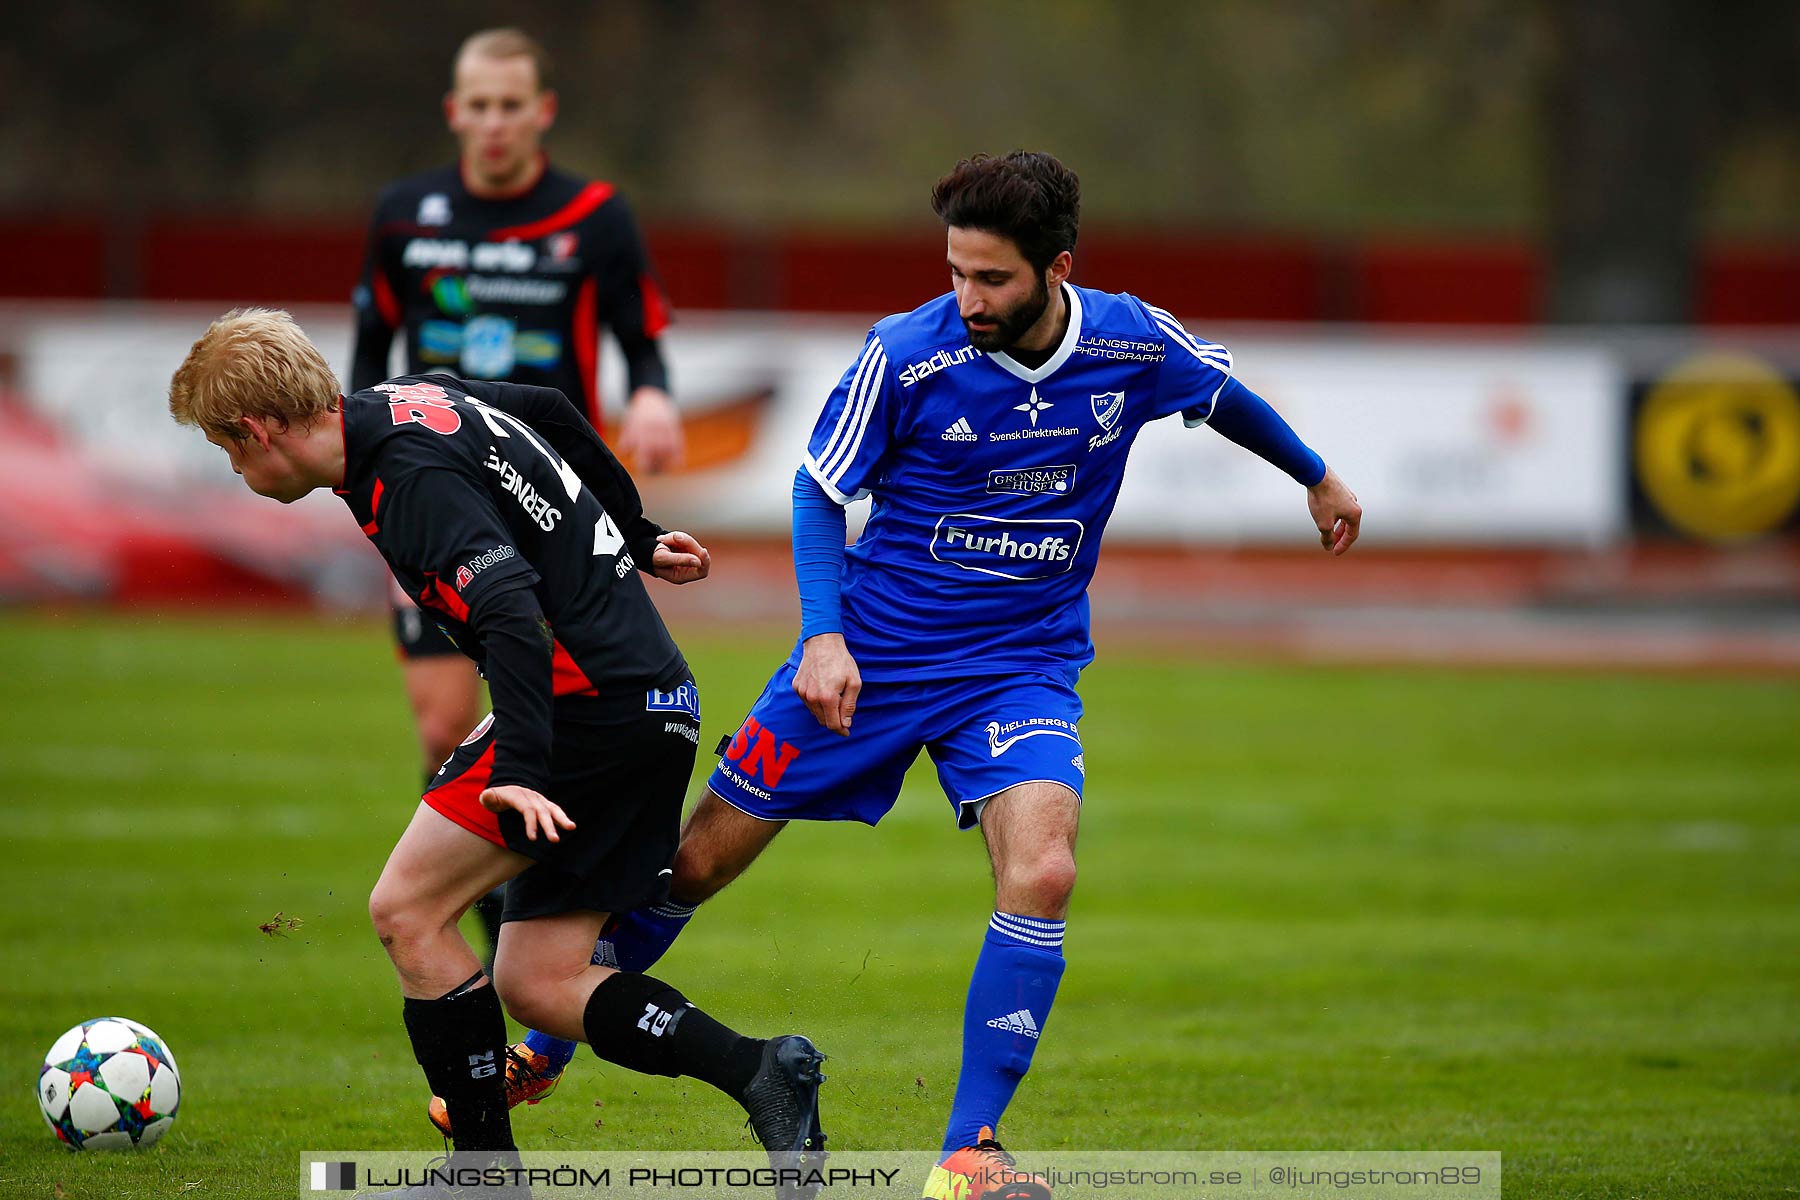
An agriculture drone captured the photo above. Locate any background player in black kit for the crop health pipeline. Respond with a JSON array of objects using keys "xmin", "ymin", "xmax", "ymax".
[
  {"xmin": 351, "ymin": 30, "xmax": 686, "ymax": 929},
  {"xmin": 170, "ymin": 310, "xmax": 825, "ymax": 1195}
]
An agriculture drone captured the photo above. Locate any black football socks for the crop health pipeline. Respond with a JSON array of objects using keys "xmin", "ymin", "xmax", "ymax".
[
  {"xmin": 402, "ymin": 973, "xmax": 515, "ymax": 1152},
  {"xmin": 582, "ymin": 971, "xmax": 766, "ymax": 1099}
]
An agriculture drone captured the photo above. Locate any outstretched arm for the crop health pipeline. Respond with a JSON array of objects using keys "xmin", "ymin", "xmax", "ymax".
[
  {"xmin": 1202, "ymin": 378, "xmax": 1361, "ymax": 554},
  {"xmin": 1201, "ymin": 377, "xmax": 1326, "ymax": 485}
]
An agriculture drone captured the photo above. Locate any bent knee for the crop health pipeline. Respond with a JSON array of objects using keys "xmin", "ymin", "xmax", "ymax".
[
  {"xmin": 494, "ymin": 963, "xmax": 592, "ymax": 1033},
  {"xmin": 368, "ymin": 884, "xmax": 454, "ymax": 950},
  {"xmin": 999, "ymin": 853, "xmax": 1078, "ymax": 916},
  {"xmin": 670, "ymin": 844, "xmax": 738, "ymax": 904},
  {"xmin": 493, "ymin": 970, "xmax": 543, "ymax": 1029},
  {"xmin": 369, "ymin": 887, "xmax": 416, "ymax": 949}
]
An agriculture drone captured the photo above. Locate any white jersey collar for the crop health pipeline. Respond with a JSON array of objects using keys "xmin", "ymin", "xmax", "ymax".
[{"xmin": 986, "ymin": 284, "xmax": 1082, "ymax": 384}]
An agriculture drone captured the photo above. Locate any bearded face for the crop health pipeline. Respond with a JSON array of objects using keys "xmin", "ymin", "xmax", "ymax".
[
  {"xmin": 947, "ymin": 227, "xmax": 1061, "ymax": 354},
  {"xmin": 963, "ymin": 272, "xmax": 1050, "ymax": 352}
]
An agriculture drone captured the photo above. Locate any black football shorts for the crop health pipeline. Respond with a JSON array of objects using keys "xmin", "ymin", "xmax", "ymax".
[
  {"xmin": 422, "ymin": 676, "xmax": 702, "ymax": 920},
  {"xmin": 392, "ymin": 601, "xmax": 464, "ymax": 660}
]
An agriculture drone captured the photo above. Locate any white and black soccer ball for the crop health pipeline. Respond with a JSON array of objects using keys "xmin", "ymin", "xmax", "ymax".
[{"xmin": 38, "ymin": 1017, "xmax": 182, "ymax": 1150}]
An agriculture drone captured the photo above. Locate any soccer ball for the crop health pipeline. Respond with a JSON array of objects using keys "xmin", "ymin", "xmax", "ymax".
[{"xmin": 37, "ymin": 1017, "xmax": 182, "ymax": 1150}]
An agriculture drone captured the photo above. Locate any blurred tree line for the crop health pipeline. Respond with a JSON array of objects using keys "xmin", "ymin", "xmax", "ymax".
[{"xmin": 1, "ymin": 0, "xmax": 1795, "ymax": 319}]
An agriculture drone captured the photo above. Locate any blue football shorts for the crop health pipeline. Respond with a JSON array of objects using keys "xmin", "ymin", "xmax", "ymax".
[{"xmin": 706, "ymin": 662, "xmax": 1086, "ymax": 829}]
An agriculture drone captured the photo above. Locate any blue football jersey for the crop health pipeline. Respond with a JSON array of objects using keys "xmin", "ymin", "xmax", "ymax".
[{"xmin": 802, "ymin": 284, "xmax": 1232, "ymax": 680}]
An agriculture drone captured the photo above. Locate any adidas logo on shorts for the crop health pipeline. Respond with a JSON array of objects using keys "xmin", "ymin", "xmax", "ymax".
[
  {"xmin": 986, "ymin": 1008, "xmax": 1041, "ymax": 1038},
  {"xmin": 941, "ymin": 416, "xmax": 978, "ymax": 442}
]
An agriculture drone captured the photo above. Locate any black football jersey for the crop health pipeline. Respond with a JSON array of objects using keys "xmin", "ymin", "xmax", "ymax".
[
  {"xmin": 350, "ymin": 163, "xmax": 671, "ymax": 431},
  {"xmin": 335, "ymin": 374, "xmax": 685, "ymax": 698}
]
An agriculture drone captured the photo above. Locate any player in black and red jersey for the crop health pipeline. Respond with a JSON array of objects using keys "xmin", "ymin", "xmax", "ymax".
[
  {"xmin": 352, "ymin": 30, "xmax": 685, "ymax": 911},
  {"xmin": 170, "ymin": 310, "xmax": 825, "ymax": 1195}
]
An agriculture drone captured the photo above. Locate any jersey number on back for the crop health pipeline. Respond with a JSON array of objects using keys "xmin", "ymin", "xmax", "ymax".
[
  {"xmin": 372, "ymin": 385, "xmax": 625, "ymax": 564},
  {"xmin": 374, "ymin": 381, "xmax": 461, "ymax": 434},
  {"xmin": 466, "ymin": 396, "xmax": 622, "ymax": 563}
]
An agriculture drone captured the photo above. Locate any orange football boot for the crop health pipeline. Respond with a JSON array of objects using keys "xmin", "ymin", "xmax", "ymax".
[{"xmin": 426, "ymin": 1043, "xmax": 561, "ymax": 1138}]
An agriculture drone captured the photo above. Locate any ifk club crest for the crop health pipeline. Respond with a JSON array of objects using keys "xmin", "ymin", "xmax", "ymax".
[
  {"xmin": 1091, "ymin": 390, "xmax": 1125, "ymax": 431},
  {"xmin": 1088, "ymin": 390, "xmax": 1126, "ymax": 450}
]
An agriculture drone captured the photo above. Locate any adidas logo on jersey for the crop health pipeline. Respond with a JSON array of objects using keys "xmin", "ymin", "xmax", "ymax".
[
  {"xmin": 986, "ymin": 1009, "xmax": 1041, "ymax": 1038},
  {"xmin": 941, "ymin": 417, "xmax": 978, "ymax": 442}
]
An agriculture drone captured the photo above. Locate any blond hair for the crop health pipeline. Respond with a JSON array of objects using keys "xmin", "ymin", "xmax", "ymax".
[
  {"xmin": 455, "ymin": 28, "xmax": 553, "ymax": 91},
  {"xmin": 169, "ymin": 309, "xmax": 341, "ymax": 441}
]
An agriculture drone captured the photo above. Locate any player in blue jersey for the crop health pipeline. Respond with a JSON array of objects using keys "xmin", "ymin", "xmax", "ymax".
[{"xmin": 494, "ymin": 151, "xmax": 1362, "ymax": 1191}]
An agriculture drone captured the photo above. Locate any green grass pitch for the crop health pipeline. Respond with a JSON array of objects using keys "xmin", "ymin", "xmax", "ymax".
[{"xmin": 1, "ymin": 611, "xmax": 1796, "ymax": 1197}]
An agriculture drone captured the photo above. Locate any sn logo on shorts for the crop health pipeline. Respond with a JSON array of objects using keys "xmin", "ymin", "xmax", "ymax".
[{"xmin": 723, "ymin": 717, "xmax": 803, "ymax": 789}]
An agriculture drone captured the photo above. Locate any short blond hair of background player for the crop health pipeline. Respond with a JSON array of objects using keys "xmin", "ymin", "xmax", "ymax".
[
  {"xmin": 168, "ymin": 308, "xmax": 340, "ymax": 440},
  {"xmin": 455, "ymin": 27, "xmax": 553, "ymax": 90}
]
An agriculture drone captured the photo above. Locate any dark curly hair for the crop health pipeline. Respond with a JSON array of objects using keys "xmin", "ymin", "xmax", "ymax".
[{"xmin": 930, "ymin": 151, "xmax": 1081, "ymax": 275}]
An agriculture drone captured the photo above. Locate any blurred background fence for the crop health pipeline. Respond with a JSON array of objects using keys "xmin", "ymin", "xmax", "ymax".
[{"xmin": 2, "ymin": 0, "xmax": 1797, "ymax": 667}]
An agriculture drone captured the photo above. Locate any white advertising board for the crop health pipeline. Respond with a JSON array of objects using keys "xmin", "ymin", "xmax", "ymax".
[{"xmin": 3, "ymin": 306, "xmax": 1626, "ymax": 548}]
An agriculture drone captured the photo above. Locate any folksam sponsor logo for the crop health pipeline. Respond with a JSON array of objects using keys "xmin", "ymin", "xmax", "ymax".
[
  {"xmin": 930, "ymin": 514, "xmax": 1085, "ymax": 580},
  {"xmin": 466, "ymin": 276, "xmax": 567, "ymax": 306}
]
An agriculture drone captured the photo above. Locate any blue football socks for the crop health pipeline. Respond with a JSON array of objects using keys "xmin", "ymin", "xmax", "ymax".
[
  {"xmin": 942, "ymin": 912, "xmax": 1068, "ymax": 1153},
  {"xmin": 520, "ymin": 1027, "xmax": 580, "ymax": 1076},
  {"xmin": 592, "ymin": 900, "xmax": 698, "ymax": 973},
  {"xmin": 522, "ymin": 901, "xmax": 699, "ymax": 1074}
]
